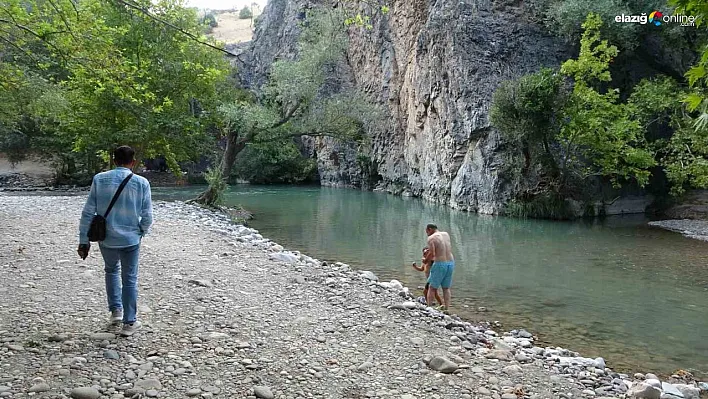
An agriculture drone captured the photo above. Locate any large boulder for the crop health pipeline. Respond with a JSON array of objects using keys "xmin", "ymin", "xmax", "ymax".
[{"xmin": 627, "ymin": 382, "xmax": 661, "ymax": 399}]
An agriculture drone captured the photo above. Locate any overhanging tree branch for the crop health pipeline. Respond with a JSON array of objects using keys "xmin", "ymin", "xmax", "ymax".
[{"xmin": 270, "ymin": 100, "xmax": 302, "ymax": 129}]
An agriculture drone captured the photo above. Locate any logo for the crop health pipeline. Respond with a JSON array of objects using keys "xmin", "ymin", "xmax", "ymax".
[
  {"xmin": 649, "ymin": 11, "xmax": 663, "ymax": 25},
  {"xmin": 615, "ymin": 11, "xmax": 695, "ymax": 26}
]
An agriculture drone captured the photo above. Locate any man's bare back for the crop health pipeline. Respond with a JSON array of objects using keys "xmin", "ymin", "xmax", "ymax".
[
  {"xmin": 427, "ymin": 231, "xmax": 453, "ymax": 262},
  {"xmin": 423, "ymin": 224, "xmax": 454, "ymax": 311}
]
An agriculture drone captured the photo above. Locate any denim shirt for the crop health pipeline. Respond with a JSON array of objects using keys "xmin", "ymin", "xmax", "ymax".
[{"xmin": 78, "ymin": 167, "xmax": 153, "ymax": 248}]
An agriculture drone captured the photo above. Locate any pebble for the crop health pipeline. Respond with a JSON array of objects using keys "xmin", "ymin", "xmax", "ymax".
[
  {"xmin": 90, "ymin": 332, "xmax": 116, "ymax": 340},
  {"xmin": 29, "ymin": 382, "xmax": 50, "ymax": 392},
  {"xmin": 135, "ymin": 378, "xmax": 162, "ymax": 390},
  {"xmin": 358, "ymin": 361, "xmax": 374, "ymax": 371},
  {"xmin": 253, "ymin": 386, "xmax": 274, "ymax": 399},
  {"xmin": 70, "ymin": 387, "xmax": 100, "ymax": 399},
  {"xmin": 428, "ymin": 356, "xmax": 458, "ymax": 373}
]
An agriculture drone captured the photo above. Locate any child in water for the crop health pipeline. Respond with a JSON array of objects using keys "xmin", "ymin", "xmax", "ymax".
[{"xmin": 411, "ymin": 247, "xmax": 443, "ymax": 306}]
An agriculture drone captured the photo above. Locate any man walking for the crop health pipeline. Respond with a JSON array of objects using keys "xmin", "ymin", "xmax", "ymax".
[
  {"xmin": 422, "ymin": 223, "xmax": 454, "ymax": 312},
  {"xmin": 77, "ymin": 145, "xmax": 153, "ymax": 336}
]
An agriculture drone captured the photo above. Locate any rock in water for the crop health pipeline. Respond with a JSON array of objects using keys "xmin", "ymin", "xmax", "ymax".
[
  {"xmin": 627, "ymin": 382, "xmax": 661, "ymax": 399},
  {"xmin": 428, "ymin": 356, "xmax": 458, "ymax": 373},
  {"xmin": 70, "ymin": 387, "xmax": 100, "ymax": 399},
  {"xmin": 253, "ymin": 386, "xmax": 274, "ymax": 399}
]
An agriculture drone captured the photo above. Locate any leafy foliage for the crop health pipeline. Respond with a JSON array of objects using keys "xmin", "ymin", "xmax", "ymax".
[
  {"xmin": 0, "ymin": 0, "xmax": 231, "ymax": 177},
  {"xmin": 504, "ymin": 192, "xmax": 575, "ymax": 220},
  {"xmin": 233, "ymin": 141, "xmax": 316, "ymax": 184},
  {"xmin": 202, "ymin": 12, "xmax": 218, "ymax": 32},
  {"xmin": 545, "ymin": 0, "xmax": 640, "ymax": 47},
  {"xmin": 492, "ymin": 13, "xmax": 694, "ymax": 217},
  {"xmin": 195, "ymin": 8, "xmax": 380, "ymax": 202},
  {"xmin": 540, "ymin": 0, "xmax": 693, "ymax": 52},
  {"xmin": 203, "ymin": 167, "xmax": 226, "ymax": 205},
  {"xmin": 490, "ymin": 67, "xmax": 567, "ymax": 175},
  {"xmin": 559, "ymin": 14, "xmax": 656, "ymax": 188},
  {"xmin": 667, "ymin": 0, "xmax": 708, "ymax": 194}
]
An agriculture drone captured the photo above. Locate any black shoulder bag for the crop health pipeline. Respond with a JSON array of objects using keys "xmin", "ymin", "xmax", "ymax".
[{"xmin": 87, "ymin": 173, "xmax": 134, "ymax": 242}]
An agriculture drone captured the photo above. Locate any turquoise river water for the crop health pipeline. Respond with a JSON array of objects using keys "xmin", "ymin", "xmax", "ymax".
[{"xmin": 154, "ymin": 185, "xmax": 708, "ymax": 379}]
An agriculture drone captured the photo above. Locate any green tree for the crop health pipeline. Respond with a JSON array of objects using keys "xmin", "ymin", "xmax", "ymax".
[
  {"xmin": 233, "ymin": 141, "xmax": 316, "ymax": 184},
  {"xmin": 490, "ymin": 68, "xmax": 568, "ymax": 177},
  {"xmin": 0, "ymin": 0, "xmax": 231, "ymax": 177},
  {"xmin": 667, "ymin": 0, "xmax": 708, "ymax": 194},
  {"xmin": 193, "ymin": 9, "xmax": 380, "ymax": 205},
  {"xmin": 492, "ymin": 13, "xmax": 685, "ymax": 218},
  {"xmin": 202, "ymin": 12, "xmax": 218, "ymax": 32},
  {"xmin": 558, "ymin": 14, "xmax": 656, "ymax": 188},
  {"xmin": 239, "ymin": 6, "xmax": 252, "ymax": 19}
]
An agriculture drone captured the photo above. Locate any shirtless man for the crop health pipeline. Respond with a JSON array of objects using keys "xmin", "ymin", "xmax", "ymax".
[{"xmin": 422, "ymin": 223, "xmax": 454, "ymax": 311}]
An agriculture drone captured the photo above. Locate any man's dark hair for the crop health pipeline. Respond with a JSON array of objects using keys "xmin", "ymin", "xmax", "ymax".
[
  {"xmin": 114, "ymin": 145, "xmax": 135, "ymax": 166},
  {"xmin": 426, "ymin": 223, "xmax": 437, "ymax": 230}
]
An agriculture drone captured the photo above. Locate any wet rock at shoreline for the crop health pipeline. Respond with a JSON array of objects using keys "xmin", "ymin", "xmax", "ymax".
[{"xmin": 628, "ymin": 381, "xmax": 661, "ymax": 399}]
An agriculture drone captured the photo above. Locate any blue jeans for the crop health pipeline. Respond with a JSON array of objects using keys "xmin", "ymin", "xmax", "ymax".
[{"xmin": 99, "ymin": 244, "xmax": 140, "ymax": 324}]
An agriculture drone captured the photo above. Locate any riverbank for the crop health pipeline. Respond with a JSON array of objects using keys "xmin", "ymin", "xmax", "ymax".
[
  {"xmin": 0, "ymin": 194, "xmax": 706, "ymax": 399},
  {"xmin": 649, "ymin": 219, "xmax": 708, "ymax": 242}
]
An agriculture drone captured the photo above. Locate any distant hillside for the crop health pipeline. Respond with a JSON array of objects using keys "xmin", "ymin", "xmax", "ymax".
[{"xmin": 209, "ymin": 7, "xmax": 262, "ymax": 44}]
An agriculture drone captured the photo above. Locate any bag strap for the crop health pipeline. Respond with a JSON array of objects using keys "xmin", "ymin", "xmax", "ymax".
[{"xmin": 104, "ymin": 173, "xmax": 134, "ymax": 218}]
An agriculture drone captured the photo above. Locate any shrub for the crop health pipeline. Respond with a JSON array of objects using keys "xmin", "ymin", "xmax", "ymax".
[
  {"xmin": 239, "ymin": 6, "xmax": 252, "ymax": 19},
  {"xmin": 504, "ymin": 192, "xmax": 575, "ymax": 220},
  {"xmin": 233, "ymin": 140, "xmax": 317, "ymax": 184},
  {"xmin": 202, "ymin": 13, "xmax": 217, "ymax": 28}
]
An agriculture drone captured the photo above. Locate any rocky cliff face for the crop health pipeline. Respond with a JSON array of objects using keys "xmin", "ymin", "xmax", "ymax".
[
  {"xmin": 241, "ymin": 0, "xmax": 691, "ymax": 215},
  {"xmin": 241, "ymin": 0, "xmax": 572, "ymax": 214}
]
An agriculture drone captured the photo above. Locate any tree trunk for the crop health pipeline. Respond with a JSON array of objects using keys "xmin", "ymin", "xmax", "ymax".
[
  {"xmin": 192, "ymin": 131, "xmax": 247, "ymax": 206},
  {"xmin": 522, "ymin": 141, "xmax": 531, "ymax": 174},
  {"xmin": 220, "ymin": 131, "xmax": 243, "ymax": 178}
]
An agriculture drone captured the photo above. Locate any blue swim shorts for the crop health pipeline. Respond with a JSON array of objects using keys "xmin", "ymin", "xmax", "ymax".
[{"xmin": 427, "ymin": 260, "xmax": 454, "ymax": 289}]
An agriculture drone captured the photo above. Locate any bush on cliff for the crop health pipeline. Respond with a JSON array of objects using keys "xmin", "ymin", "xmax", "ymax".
[{"xmin": 492, "ymin": 13, "xmax": 688, "ymax": 217}]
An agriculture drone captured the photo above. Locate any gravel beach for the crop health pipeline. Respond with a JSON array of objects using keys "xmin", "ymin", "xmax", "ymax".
[
  {"xmin": 1, "ymin": 194, "xmax": 705, "ymax": 399},
  {"xmin": 648, "ymin": 220, "xmax": 708, "ymax": 242}
]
